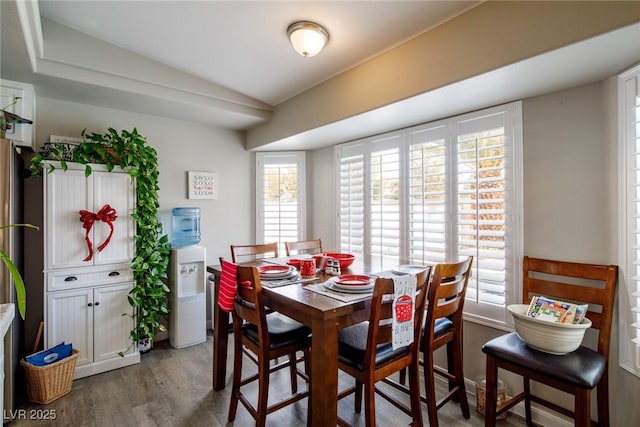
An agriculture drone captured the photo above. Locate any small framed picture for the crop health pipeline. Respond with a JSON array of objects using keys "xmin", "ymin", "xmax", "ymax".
[{"xmin": 188, "ymin": 171, "xmax": 217, "ymax": 199}]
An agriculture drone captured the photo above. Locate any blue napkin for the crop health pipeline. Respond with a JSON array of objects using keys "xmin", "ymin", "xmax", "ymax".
[{"xmin": 25, "ymin": 342, "xmax": 73, "ymax": 366}]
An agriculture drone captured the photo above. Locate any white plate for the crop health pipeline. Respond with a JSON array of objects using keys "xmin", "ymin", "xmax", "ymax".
[
  {"xmin": 261, "ymin": 270, "xmax": 298, "ymax": 281},
  {"xmin": 325, "ymin": 279, "xmax": 374, "ymax": 293},
  {"xmin": 391, "ymin": 265, "xmax": 428, "ymax": 275}
]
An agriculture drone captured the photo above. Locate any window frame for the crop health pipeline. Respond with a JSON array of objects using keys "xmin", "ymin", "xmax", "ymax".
[
  {"xmin": 335, "ymin": 102, "xmax": 523, "ymax": 329},
  {"xmin": 618, "ymin": 63, "xmax": 640, "ymax": 377},
  {"xmin": 256, "ymin": 151, "xmax": 306, "ymax": 252}
]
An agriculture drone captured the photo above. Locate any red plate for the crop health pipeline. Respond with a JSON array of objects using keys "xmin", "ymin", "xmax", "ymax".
[
  {"xmin": 334, "ymin": 274, "xmax": 372, "ymax": 286},
  {"xmin": 258, "ymin": 265, "xmax": 291, "ymax": 275}
]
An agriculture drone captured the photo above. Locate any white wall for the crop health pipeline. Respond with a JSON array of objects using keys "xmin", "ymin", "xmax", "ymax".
[{"xmin": 309, "ymin": 81, "xmax": 640, "ymax": 425}]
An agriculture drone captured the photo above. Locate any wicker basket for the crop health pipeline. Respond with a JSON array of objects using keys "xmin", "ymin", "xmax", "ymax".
[{"xmin": 20, "ymin": 349, "xmax": 78, "ymax": 404}]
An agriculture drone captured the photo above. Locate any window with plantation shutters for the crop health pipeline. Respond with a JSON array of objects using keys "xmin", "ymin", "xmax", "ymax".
[
  {"xmin": 619, "ymin": 63, "xmax": 640, "ymax": 377},
  {"xmin": 336, "ymin": 102, "xmax": 522, "ymax": 327},
  {"xmin": 256, "ymin": 152, "xmax": 306, "ymax": 254},
  {"xmin": 339, "ymin": 144, "xmax": 365, "ymax": 255}
]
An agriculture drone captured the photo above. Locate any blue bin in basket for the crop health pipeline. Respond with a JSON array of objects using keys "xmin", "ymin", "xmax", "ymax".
[{"xmin": 25, "ymin": 342, "xmax": 73, "ymax": 366}]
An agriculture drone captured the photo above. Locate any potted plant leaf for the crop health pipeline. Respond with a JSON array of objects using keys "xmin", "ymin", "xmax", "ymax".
[{"xmin": 0, "ymin": 223, "xmax": 38, "ymax": 320}]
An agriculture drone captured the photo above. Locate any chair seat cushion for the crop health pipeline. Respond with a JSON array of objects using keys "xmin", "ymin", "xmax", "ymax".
[
  {"xmin": 419, "ymin": 317, "xmax": 453, "ymax": 351},
  {"xmin": 482, "ymin": 332, "xmax": 605, "ymax": 388},
  {"xmin": 338, "ymin": 322, "xmax": 409, "ymax": 371},
  {"xmin": 434, "ymin": 317, "xmax": 453, "ymax": 337},
  {"xmin": 243, "ymin": 313, "xmax": 311, "ymax": 349}
]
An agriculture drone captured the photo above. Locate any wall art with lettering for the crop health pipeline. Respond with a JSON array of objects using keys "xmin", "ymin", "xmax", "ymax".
[{"xmin": 188, "ymin": 171, "xmax": 218, "ymax": 199}]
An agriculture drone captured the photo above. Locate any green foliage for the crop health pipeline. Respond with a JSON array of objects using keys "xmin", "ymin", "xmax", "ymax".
[
  {"xmin": 30, "ymin": 128, "xmax": 171, "ymax": 346},
  {"xmin": 0, "ymin": 223, "xmax": 39, "ymax": 320}
]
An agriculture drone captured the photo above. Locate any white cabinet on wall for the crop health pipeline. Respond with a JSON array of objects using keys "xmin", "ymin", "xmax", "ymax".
[
  {"xmin": 0, "ymin": 79, "xmax": 35, "ymax": 149},
  {"xmin": 43, "ymin": 162, "xmax": 139, "ymax": 379}
]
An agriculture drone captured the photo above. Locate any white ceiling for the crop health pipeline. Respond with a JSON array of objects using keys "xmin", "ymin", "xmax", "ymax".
[
  {"xmin": 2, "ymin": 1, "xmax": 639, "ymax": 150},
  {"xmin": 35, "ymin": 0, "xmax": 480, "ymax": 106}
]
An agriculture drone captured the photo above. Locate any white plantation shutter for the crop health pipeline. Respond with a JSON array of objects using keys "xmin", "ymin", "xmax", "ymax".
[
  {"xmin": 256, "ymin": 152, "xmax": 306, "ymax": 254},
  {"xmin": 619, "ymin": 64, "xmax": 640, "ymax": 377},
  {"xmin": 407, "ymin": 125, "xmax": 447, "ymax": 265},
  {"xmin": 338, "ymin": 144, "xmax": 365, "ymax": 255},
  {"xmin": 336, "ymin": 102, "xmax": 522, "ymax": 327},
  {"xmin": 455, "ymin": 112, "xmax": 512, "ymax": 318},
  {"xmin": 369, "ymin": 135, "xmax": 403, "ymax": 269}
]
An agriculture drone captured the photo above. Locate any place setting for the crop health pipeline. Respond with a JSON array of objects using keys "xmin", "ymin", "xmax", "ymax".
[
  {"xmin": 257, "ymin": 264, "xmax": 318, "ymax": 288},
  {"xmin": 306, "ymin": 273, "xmax": 376, "ymax": 302}
]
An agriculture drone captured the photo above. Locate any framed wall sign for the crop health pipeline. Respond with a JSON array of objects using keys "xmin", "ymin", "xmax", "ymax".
[{"xmin": 188, "ymin": 171, "xmax": 218, "ymax": 199}]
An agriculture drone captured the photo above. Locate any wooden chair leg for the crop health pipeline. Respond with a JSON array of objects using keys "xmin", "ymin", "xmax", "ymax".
[
  {"xmin": 423, "ymin": 350, "xmax": 439, "ymax": 427},
  {"xmin": 288, "ymin": 352, "xmax": 298, "ymax": 393},
  {"xmin": 408, "ymin": 358, "xmax": 424, "ymax": 426},
  {"xmin": 256, "ymin": 354, "xmax": 270, "ymax": 427},
  {"xmin": 451, "ymin": 336, "xmax": 470, "ymax": 418},
  {"xmin": 399, "ymin": 366, "xmax": 407, "ymax": 385},
  {"xmin": 597, "ymin": 366, "xmax": 610, "ymax": 427},
  {"xmin": 524, "ymin": 377, "xmax": 533, "ymax": 426},
  {"xmin": 228, "ymin": 339, "xmax": 243, "ymax": 421},
  {"xmin": 355, "ymin": 379, "xmax": 363, "ymax": 413},
  {"xmin": 575, "ymin": 388, "xmax": 591, "ymax": 427},
  {"xmin": 364, "ymin": 381, "xmax": 376, "ymax": 427},
  {"xmin": 484, "ymin": 354, "xmax": 498, "ymax": 427},
  {"xmin": 303, "ymin": 348, "xmax": 311, "ymax": 381}
]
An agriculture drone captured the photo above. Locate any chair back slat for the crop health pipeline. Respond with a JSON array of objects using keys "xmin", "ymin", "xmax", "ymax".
[
  {"xmin": 228, "ymin": 262, "xmax": 271, "ymax": 347},
  {"xmin": 230, "ymin": 243, "xmax": 279, "ymax": 263},
  {"xmin": 526, "ymin": 257, "xmax": 614, "ymax": 281},
  {"xmin": 285, "ymin": 239, "xmax": 323, "ymax": 256},
  {"xmin": 522, "ymin": 256, "xmax": 617, "ymax": 357},
  {"xmin": 424, "ymin": 258, "xmax": 473, "ymax": 341}
]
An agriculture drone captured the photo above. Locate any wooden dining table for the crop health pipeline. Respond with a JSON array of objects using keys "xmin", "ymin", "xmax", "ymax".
[{"xmin": 207, "ymin": 257, "xmax": 385, "ymax": 426}]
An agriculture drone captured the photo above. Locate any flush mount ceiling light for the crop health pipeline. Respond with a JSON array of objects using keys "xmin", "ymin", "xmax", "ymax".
[{"xmin": 287, "ymin": 21, "xmax": 330, "ymax": 57}]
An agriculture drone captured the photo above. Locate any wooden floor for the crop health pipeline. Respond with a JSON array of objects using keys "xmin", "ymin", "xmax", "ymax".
[{"xmin": 11, "ymin": 332, "xmax": 526, "ymax": 426}]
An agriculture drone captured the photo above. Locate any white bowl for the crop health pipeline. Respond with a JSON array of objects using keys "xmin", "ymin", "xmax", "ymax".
[{"xmin": 508, "ymin": 304, "xmax": 591, "ymax": 355}]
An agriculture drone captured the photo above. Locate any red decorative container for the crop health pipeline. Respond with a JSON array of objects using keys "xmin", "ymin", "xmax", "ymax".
[{"xmin": 395, "ymin": 294, "xmax": 413, "ymax": 322}]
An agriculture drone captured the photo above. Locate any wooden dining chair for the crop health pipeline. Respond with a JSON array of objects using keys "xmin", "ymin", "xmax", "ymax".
[
  {"xmin": 389, "ymin": 257, "xmax": 473, "ymax": 427},
  {"xmin": 230, "ymin": 242, "xmax": 278, "ymax": 263},
  {"xmin": 335, "ymin": 268, "xmax": 432, "ymax": 427},
  {"xmin": 284, "ymin": 239, "xmax": 323, "ymax": 256},
  {"xmin": 481, "ymin": 257, "xmax": 618, "ymax": 426},
  {"xmin": 227, "ymin": 262, "xmax": 311, "ymax": 427}
]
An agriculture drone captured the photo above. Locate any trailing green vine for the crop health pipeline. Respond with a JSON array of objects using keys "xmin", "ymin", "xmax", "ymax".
[{"xmin": 30, "ymin": 128, "xmax": 171, "ymax": 349}]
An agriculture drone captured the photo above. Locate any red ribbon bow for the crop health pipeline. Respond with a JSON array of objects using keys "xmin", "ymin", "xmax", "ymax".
[{"xmin": 79, "ymin": 204, "xmax": 118, "ymax": 261}]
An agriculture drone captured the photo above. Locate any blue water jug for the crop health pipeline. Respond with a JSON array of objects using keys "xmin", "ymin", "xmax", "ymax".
[{"xmin": 172, "ymin": 207, "xmax": 201, "ymax": 247}]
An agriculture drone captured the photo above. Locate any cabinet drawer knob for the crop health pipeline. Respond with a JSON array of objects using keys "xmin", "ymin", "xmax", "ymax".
[
  {"xmin": 87, "ymin": 303, "xmax": 93, "ymax": 307},
  {"xmin": 108, "ymin": 271, "xmax": 120, "ymax": 277},
  {"xmin": 64, "ymin": 276, "xmax": 78, "ymax": 282},
  {"xmin": 94, "ymin": 301, "xmax": 100, "ymax": 306}
]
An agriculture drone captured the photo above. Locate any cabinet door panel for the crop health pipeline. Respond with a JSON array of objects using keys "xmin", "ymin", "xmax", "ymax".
[
  {"xmin": 45, "ymin": 169, "xmax": 93, "ymax": 270},
  {"xmin": 93, "ymin": 283, "xmax": 135, "ymax": 361},
  {"xmin": 92, "ymin": 172, "xmax": 135, "ymax": 265},
  {"xmin": 46, "ymin": 289, "xmax": 93, "ymax": 367}
]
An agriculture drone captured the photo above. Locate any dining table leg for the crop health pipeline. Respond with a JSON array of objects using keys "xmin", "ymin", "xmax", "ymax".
[
  {"xmin": 309, "ymin": 317, "xmax": 339, "ymax": 426},
  {"xmin": 212, "ymin": 273, "xmax": 229, "ymax": 390}
]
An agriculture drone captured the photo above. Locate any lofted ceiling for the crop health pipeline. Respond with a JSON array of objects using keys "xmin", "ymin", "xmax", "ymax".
[
  {"xmin": 1, "ymin": 1, "xmax": 639, "ymax": 151},
  {"xmin": 1, "ymin": 0, "xmax": 481, "ymax": 129}
]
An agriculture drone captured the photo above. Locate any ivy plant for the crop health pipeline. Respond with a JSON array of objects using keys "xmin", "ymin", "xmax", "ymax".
[{"xmin": 30, "ymin": 128, "xmax": 171, "ymax": 349}]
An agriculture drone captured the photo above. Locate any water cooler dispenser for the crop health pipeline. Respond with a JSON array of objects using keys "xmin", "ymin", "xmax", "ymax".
[{"xmin": 169, "ymin": 207, "xmax": 206, "ymax": 348}]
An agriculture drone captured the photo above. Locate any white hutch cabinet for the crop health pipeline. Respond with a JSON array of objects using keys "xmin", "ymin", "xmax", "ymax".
[{"xmin": 43, "ymin": 162, "xmax": 140, "ymax": 379}]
